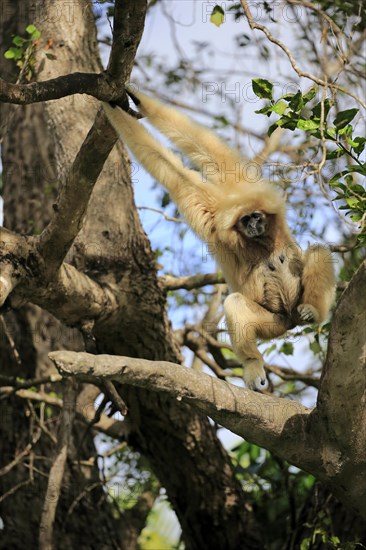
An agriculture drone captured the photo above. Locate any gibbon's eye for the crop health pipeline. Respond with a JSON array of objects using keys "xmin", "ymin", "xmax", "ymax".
[{"xmin": 251, "ymin": 212, "xmax": 262, "ymax": 220}]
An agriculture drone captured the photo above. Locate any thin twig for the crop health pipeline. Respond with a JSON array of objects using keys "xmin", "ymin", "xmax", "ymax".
[
  {"xmin": 266, "ymin": 364, "xmax": 320, "ymax": 388},
  {"xmin": 0, "ymin": 428, "xmax": 41, "ymax": 477},
  {"xmin": 137, "ymin": 206, "xmax": 183, "ymax": 223},
  {"xmin": 161, "ymin": 272, "xmax": 225, "ymax": 291}
]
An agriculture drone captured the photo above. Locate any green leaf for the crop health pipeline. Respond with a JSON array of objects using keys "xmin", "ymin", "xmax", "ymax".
[
  {"xmin": 297, "ymin": 119, "xmax": 320, "ymax": 130},
  {"xmin": 326, "ymin": 148, "xmax": 345, "ymax": 160},
  {"xmin": 352, "ymin": 136, "xmax": 366, "ymax": 155},
  {"xmin": 4, "ymin": 47, "xmax": 23, "ymax": 60},
  {"xmin": 289, "ymin": 90, "xmax": 303, "ymax": 112},
  {"xmin": 309, "ymin": 341, "xmax": 322, "ymax": 354},
  {"xmin": 329, "ymin": 181, "xmax": 346, "ymax": 191},
  {"xmin": 4, "ymin": 49, "xmax": 15, "ymax": 59},
  {"xmin": 346, "ymin": 163, "xmax": 366, "ymax": 176},
  {"xmin": 264, "ymin": 343, "xmax": 277, "ymax": 356},
  {"xmin": 338, "ymin": 124, "xmax": 353, "ymax": 137},
  {"xmin": 31, "ymin": 30, "xmax": 41, "ymax": 40},
  {"xmin": 26, "ymin": 24, "xmax": 37, "ymax": 34},
  {"xmin": 267, "ymin": 122, "xmax": 278, "ymax": 136},
  {"xmin": 249, "ymin": 445, "xmax": 261, "ymax": 460},
  {"xmin": 279, "ymin": 342, "xmax": 294, "ymax": 355},
  {"xmin": 281, "ymin": 93, "xmax": 295, "ymax": 101},
  {"xmin": 12, "ymin": 35, "xmax": 25, "ymax": 46},
  {"xmin": 302, "ymin": 86, "xmax": 318, "ymax": 104},
  {"xmin": 350, "ymin": 212, "xmax": 363, "ymax": 222},
  {"xmin": 346, "ymin": 136, "xmax": 361, "ymax": 147},
  {"xmin": 255, "ymin": 104, "xmax": 273, "ymax": 116},
  {"xmin": 279, "ymin": 117, "xmax": 298, "ymax": 131},
  {"xmin": 346, "ymin": 197, "xmax": 359, "ymax": 208},
  {"xmin": 272, "ymin": 101, "xmax": 287, "ymax": 115},
  {"xmin": 210, "ymin": 5, "xmax": 225, "ymax": 27},
  {"xmin": 326, "ymin": 127, "xmax": 337, "ymax": 139},
  {"xmin": 349, "ymin": 183, "xmax": 365, "ymax": 194},
  {"xmin": 333, "ymin": 108, "xmax": 358, "ymax": 129},
  {"xmin": 311, "ymin": 98, "xmax": 332, "ymax": 119},
  {"xmin": 252, "ymin": 78, "xmax": 273, "ymax": 100},
  {"xmin": 330, "ymin": 171, "xmax": 346, "ymax": 183}
]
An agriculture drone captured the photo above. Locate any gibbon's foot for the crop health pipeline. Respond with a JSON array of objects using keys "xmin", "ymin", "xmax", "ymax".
[
  {"xmin": 243, "ymin": 358, "xmax": 267, "ymax": 390},
  {"xmin": 297, "ymin": 304, "xmax": 319, "ymax": 324}
]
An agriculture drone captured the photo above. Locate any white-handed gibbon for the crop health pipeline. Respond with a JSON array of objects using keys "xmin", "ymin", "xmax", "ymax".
[{"xmin": 103, "ymin": 88, "xmax": 336, "ymax": 388}]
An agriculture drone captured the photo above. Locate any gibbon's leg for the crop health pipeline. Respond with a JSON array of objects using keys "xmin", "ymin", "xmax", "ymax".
[
  {"xmin": 297, "ymin": 245, "xmax": 336, "ymax": 324},
  {"xmin": 125, "ymin": 86, "xmax": 242, "ymax": 186},
  {"xmin": 224, "ymin": 293, "xmax": 288, "ymax": 389},
  {"xmin": 103, "ymin": 102, "xmax": 218, "ymax": 242}
]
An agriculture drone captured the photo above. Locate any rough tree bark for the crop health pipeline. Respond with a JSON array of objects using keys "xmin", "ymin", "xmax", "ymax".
[
  {"xmin": 0, "ymin": 2, "xmax": 128, "ymax": 549},
  {"xmin": 0, "ymin": 1, "xmax": 259, "ymax": 549}
]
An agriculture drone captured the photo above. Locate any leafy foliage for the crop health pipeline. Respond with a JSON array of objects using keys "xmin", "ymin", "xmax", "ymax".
[
  {"xmin": 230, "ymin": 441, "xmax": 315, "ymax": 549},
  {"xmin": 230, "ymin": 441, "xmax": 364, "ymax": 549},
  {"xmin": 252, "ymin": 82, "xmax": 366, "ymax": 243},
  {"xmin": 4, "ymin": 25, "xmax": 42, "ymax": 81}
]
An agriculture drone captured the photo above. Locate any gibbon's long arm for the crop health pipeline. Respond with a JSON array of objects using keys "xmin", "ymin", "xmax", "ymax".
[
  {"xmin": 103, "ymin": 102, "xmax": 219, "ymax": 241},
  {"xmin": 125, "ymin": 86, "xmax": 242, "ymax": 187}
]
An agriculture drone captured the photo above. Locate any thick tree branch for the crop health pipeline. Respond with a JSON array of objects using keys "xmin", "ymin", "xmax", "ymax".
[
  {"xmin": 0, "ymin": 227, "xmax": 118, "ymax": 326},
  {"xmin": 49, "ymin": 351, "xmax": 320, "ymax": 469},
  {"xmin": 0, "ymin": 0, "xmax": 147, "ymax": 109},
  {"xmin": 107, "ymin": 0, "xmax": 147, "ymax": 82},
  {"xmin": 0, "ymin": 72, "xmax": 113, "ymax": 105},
  {"xmin": 36, "ymin": 0, "xmax": 147, "ymax": 272},
  {"xmin": 37, "ymin": 109, "xmax": 118, "ymax": 272},
  {"xmin": 50, "ymin": 341, "xmax": 366, "ymax": 518}
]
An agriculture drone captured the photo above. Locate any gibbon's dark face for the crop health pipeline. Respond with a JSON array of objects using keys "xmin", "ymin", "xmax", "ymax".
[{"xmin": 237, "ymin": 211, "xmax": 267, "ymax": 239}]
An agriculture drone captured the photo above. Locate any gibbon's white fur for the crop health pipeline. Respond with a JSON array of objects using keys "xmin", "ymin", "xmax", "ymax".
[{"xmin": 103, "ymin": 89, "xmax": 336, "ymax": 389}]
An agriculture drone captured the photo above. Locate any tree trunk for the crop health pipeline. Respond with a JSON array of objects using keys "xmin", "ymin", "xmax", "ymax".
[{"xmin": 0, "ymin": 3, "xmax": 127, "ymax": 549}]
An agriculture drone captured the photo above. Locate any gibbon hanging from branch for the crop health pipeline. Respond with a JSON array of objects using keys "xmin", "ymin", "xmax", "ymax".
[{"xmin": 103, "ymin": 88, "xmax": 336, "ymax": 389}]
